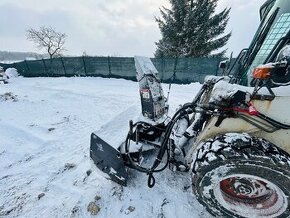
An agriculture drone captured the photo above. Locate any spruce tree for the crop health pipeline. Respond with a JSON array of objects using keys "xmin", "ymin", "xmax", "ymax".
[{"xmin": 155, "ymin": 0, "xmax": 231, "ymax": 58}]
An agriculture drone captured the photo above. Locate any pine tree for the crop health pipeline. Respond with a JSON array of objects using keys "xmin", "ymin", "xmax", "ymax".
[{"xmin": 155, "ymin": 0, "xmax": 231, "ymax": 58}]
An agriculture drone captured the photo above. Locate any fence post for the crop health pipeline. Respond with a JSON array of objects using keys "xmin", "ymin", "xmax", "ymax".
[
  {"xmin": 185, "ymin": 57, "xmax": 189, "ymax": 82},
  {"xmin": 161, "ymin": 57, "xmax": 165, "ymax": 81},
  {"xmin": 13, "ymin": 63, "xmax": 17, "ymax": 70},
  {"xmin": 60, "ymin": 57, "xmax": 66, "ymax": 77},
  {"xmin": 82, "ymin": 56, "xmax": 87, "ymax": 76},
  {"xmin": 42, "ymin": 59, "xmax": 48, "ymax": 76},
  {"xmin": 173, "ymin": 57, "xmax": 178, "ymax": 81},
  {"xmin": 24, "ymin": 60, "xmax": 30, "ymax": 76},
  {"xmin": 108, "ymin": 56, "xmax": 112, "ymax": 76},
  {"xmin": 215, "ymin": 57, "xmax": 222, "ymax": 76}
]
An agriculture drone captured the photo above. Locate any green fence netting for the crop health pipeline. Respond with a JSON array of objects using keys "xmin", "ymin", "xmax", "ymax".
[
  {"xmin": 0, "ymin": 56, "xmax": 224, "ymax": 84},
  {"xmin": 84, "ymin": 56, "xmax": 110, "ymax": 77}
]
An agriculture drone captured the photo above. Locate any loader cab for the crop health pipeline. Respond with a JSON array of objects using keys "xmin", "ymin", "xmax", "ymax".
[
  {"xmin": 260, "ymin": 0, "xmax": 276, "ymax": 21},
  {"xmin": 227, "ymin": 0, "xmax": 290, "ymax": 86}
]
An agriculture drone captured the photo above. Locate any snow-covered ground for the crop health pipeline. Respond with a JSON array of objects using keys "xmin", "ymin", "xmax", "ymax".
[{"xmin": 0, "ymin": 76, "xmax": 211, "ymax": 217}]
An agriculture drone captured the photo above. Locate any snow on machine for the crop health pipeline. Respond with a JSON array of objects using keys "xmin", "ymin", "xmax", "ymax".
[{"xmin": 90, "ymin": 0, "xmax": 290, "ymax": 217}]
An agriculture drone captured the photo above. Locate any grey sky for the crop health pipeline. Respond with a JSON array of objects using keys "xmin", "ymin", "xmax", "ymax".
[{"xmin": 0, "ymin": 0, "xmax": 265, "ymax": 57}]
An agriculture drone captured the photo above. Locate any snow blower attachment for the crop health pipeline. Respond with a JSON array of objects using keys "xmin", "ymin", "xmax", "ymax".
[
  {"xmin": 90, "ymin": 74, "xmax": 217, "ymax": 187},
  {"xmin": 90, "ymin": 56, "xmax": 169, "ymax": 186}
]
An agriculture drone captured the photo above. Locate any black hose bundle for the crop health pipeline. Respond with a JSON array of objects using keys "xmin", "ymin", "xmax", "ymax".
[
  {"xmin": 124, "ymin": 103, "xmax": 195, "ymax": 187},
  {"xmin": 124, "ymin": 82, "xmax": 211, "ymax": 188}
]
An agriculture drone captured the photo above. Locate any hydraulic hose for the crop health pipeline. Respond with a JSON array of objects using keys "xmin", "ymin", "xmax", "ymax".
[{"xmin": 125, "ymin": 82, "xmax": 210, "ymax": 187}]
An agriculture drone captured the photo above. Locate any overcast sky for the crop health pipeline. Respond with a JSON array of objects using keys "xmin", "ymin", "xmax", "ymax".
[{"xmin": 0, "ymin": 0, "xmax": 265, "ymax": 57}]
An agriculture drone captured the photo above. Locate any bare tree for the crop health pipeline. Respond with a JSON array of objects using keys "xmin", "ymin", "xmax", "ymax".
[{"xmin": 27, "ymin": 26, "xmax": 66, "ymax": 59}]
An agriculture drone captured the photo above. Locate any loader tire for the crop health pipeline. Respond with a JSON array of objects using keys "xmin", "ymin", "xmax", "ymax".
[{"xmin": 192, "ymin": 133, "xmax": 290, "ymax": 218}]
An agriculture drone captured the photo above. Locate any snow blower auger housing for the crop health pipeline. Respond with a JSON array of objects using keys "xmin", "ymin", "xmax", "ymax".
[{"xmin": 90, "ymin": 0, "xmax": 290, "ymax": 216}]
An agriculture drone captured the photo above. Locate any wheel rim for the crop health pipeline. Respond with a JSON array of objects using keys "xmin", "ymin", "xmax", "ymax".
[{"xmin": 214, "ymin": 174, "xmax": 288, "ymax": 217}]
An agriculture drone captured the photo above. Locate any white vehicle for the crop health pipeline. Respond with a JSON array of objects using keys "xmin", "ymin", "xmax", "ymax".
[{"xmin": 90, "ymin": 0, "xmax": 290, "ymax": 217}]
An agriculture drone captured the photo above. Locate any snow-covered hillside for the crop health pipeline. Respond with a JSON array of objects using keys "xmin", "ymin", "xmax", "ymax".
[{"xmin": 0, "ymin": 76, "xmax": 211, "ymax": 217}]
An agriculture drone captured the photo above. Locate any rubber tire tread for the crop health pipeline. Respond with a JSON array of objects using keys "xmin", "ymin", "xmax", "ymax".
[{"xmin": 192, "ymin": 133, "xmax": 290, "ymax": 218}]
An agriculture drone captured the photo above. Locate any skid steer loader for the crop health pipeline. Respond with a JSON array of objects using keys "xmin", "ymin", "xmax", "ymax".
[{"xmin": 90, "ymin": 0, "xmax": 290, "ymax": 217}]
